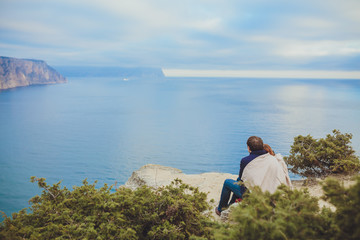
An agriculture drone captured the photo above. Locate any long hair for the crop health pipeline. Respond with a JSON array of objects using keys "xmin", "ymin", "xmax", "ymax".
[{"xmin": 264, "ymin": 144, "xmax": 275, "ymax": 156}]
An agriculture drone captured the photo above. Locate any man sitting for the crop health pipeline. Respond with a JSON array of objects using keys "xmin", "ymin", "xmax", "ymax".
[{"xmin": 215, "ymin": 136, "xmax": 291, "ymax": 216}]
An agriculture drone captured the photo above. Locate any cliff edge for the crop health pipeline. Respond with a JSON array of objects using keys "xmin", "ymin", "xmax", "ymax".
[
  {"xmin": 0, "ymin": 56, "xmax": 67, "ymax": 90},
  {"xmin": 125, "ymin": 164, "xmax": 236, "ymax": 204},
  {"xmin": 125, "ymin": 164, "xmax": 356, "ymax": 219}
]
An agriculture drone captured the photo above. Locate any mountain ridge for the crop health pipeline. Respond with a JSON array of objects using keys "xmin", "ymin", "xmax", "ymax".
[{"xmin": 0, "ymin": 56, "xmax": 67, "ymax": 90}]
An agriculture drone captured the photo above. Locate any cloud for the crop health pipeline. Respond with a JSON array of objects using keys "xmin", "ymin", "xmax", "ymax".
[
  {"xmin": 277, "ymin": 40, "xmax": 360, "ymax": 58},
  {"xmin": 248, "ymin": 36, "xmax": 360, "ymax": 58},
  {"xmin": 0, "ymin": 0, "xmax": 359, "ymax": 69}
]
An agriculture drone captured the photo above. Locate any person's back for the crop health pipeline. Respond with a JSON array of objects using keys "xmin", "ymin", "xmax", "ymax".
[
  {"xmin": 216, "ymin": 136, "xmax": 267, "ymax": 216},
  {"xmin": 242, "ymin": 152, "xmax": 290, "ymax": 193},
  {"xmin": 216, "ymin": 138, "xmax": 292, "ymax": 216}
]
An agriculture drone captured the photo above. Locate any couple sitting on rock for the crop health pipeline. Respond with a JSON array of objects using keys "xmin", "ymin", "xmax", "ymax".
[{"xmin": 215, "ymin": 136, "xmax": 292, "ymax": 216}]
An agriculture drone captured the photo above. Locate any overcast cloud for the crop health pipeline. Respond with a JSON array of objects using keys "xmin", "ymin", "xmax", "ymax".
[{"xmin": 0, "ymin": 0, "xmax": 359, "ymax": 70}]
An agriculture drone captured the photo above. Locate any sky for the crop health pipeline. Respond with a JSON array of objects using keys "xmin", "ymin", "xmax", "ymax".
[{"xmin": 1, "ymin": 0, "xmax": 360, "ymax": 74}]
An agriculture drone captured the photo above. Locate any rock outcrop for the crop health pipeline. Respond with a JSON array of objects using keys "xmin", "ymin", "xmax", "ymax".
[
  {"xmin": 125, "ymin": 164, "xmax": 237, "ymax": 204},
  {"xmin": 125, "ymin": 164, "xmax": 237, "ymax": 219},
  {"xmin": 124, "ymin": 164, "xmax": 356, "ymax": 220},
  {"xmin": 0, "ymin": 56, "xmax": 67, "ymax": 90}
]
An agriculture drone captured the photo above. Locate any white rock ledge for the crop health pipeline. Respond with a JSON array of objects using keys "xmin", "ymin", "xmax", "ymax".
[
  {"xmin": 124, "ymin": 164, "xmax": 356, "ymax": 219},
  {"xmin": 124, "ymin": 164, "xmax": 237, "ymax": 207}
]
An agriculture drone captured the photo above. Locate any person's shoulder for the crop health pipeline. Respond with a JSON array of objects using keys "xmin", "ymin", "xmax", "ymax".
[
  {"xmin": 274, "ymin": 153, "xmax": 283, "ymax": 160},
  {"xmin": 241, "ymin": 154, "xmax": 252, "ymax": 162},
  {"xmin": 241, "ymin": 152, "xmax": 260, "ymax": 164}
]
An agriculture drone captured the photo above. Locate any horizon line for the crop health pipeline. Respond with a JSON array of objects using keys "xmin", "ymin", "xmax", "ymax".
[{"xmin": 162, "ymin": 69, "xmax": 360, "ymax": 79}]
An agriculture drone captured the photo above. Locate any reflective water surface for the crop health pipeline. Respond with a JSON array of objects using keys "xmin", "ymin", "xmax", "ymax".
[{"xmin": 1, "ymin": 77, "xmax": 360, "ymax": 217}]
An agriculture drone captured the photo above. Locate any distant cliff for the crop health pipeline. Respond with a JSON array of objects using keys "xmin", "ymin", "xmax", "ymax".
[
  {"xmin": 56, "ymin": 66, "xmax": 165, "ymax": 79},
  {"xmin": 0, "ymin": 56, "xmax": 67, "ymax": 90}
]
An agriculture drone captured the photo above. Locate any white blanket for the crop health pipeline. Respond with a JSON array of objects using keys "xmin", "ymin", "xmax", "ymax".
[{"xmin": 242, "ymin": 153, "xmax": 292, "ymax": 194}]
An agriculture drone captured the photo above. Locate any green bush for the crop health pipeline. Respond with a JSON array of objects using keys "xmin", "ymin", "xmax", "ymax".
[
  {"xmin": 213, "ymin": 185, "xmax": 337, "ymax": 240},
  {"xmin": 284, "ymin": 129, "xmax": 360, "ymax": 178},
  {"xmin": 322, "ymin": 175, "xmax": 360, "ymax": 240},
  {"xmin": 0, "ymin": 177, "xmax": 213, "ymax": 240}
]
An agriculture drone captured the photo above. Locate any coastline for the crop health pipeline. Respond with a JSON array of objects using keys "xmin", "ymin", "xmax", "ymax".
[{"xmin": 124, "ymin": 164, "xmax": 357, "ymax": 218}]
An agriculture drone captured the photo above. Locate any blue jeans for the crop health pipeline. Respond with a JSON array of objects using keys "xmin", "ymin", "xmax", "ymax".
[{"xmin": 217, "ymin": 179, "xmax": 246, "ymax": 212}]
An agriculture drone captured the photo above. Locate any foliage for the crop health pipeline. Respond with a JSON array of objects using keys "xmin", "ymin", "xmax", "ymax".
[
  {"xmin": 284, "ymin": 129, "xmax": 360, "ymax": 178},
  {"xmin": 322, "ymin": 175, "xmax": 360, "ymax": 240},
  {"xmin": 0, "ymin": 177, "xmax": 213, "ymax": 240},
  {"xmin": 2, "ymin": 128, "xmax": 360, "ymax": 239},
  {"xmin": 213, "ymin": 185, "xmax": 337, "ymax": 240}
]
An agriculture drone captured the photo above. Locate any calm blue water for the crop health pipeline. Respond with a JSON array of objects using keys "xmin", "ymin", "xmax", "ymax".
[{"xmin": 1, "ymin": 76, "xmax": 360, "ymax": 218}]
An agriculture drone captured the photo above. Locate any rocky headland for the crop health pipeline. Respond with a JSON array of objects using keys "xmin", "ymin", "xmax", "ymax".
[
  {"xmin": 0, "ymin": 56, "xmax": 67, "ymax": 90},
  {"xmin": 125, "ymin": 164, "xmax": 356, "ymax": 220}
]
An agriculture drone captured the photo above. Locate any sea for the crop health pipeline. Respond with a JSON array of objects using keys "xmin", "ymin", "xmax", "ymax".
[{"xmin": 1, "ymin": 76, "xmax": 360, "ymax": 219}]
